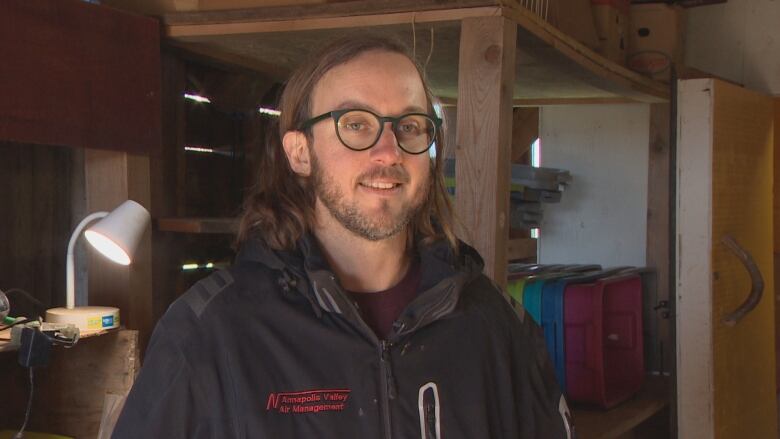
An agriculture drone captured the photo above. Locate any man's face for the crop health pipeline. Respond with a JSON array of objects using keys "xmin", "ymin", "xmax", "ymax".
[{"xmin": 305, "ymin": 50, "xmax": 432, "ymax": 241}]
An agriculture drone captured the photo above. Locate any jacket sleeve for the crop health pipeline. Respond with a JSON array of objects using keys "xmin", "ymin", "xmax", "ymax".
[
  {"xmin": 512, "ymin": 304, "xmax": 575, "ymax": 439},
  {"xmin": 111, "ymin": 316, "xmax": 203, "ymax": 438}
]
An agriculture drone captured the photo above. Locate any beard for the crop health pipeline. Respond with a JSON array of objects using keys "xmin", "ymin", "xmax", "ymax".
[{"xmin": 310, "ymin": 148, "xmax": 430, "ymax": 241}]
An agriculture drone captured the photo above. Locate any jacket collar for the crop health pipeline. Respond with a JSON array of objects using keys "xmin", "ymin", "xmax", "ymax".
[{"xmin": 236, "ymin": 232, "xmax": 485, "ymax": 340}]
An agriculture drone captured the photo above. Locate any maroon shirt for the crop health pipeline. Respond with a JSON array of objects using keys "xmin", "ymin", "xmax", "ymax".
[{"xmin": 348, "ymin": 260, "xmax": 421, "ymax": 340}]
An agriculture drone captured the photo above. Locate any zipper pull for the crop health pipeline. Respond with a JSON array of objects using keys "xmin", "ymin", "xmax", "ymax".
[
  {"xmin": 418, "ymin": 382, "xmax": 440, "ymax": 439},
  {"xmin": 391, "ymin": 319, "xmax": 407, "ymax": 338},
  {"xmin": 425, "ymin": 402, "xmax": 437, "ymax": 436},
  {"xmin": 381, "ymin": 341, "xmax": 397, "ymax": 400}
]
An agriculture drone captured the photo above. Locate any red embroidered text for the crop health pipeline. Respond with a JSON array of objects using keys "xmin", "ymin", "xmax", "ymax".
[{"xmin": 266, "ymin": 389, "xmax": 351, "ymax": 414}]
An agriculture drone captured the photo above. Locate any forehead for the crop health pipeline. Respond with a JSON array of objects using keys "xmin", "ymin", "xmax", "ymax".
[{"xmin": 310, "ymin": 50, "xmax": 428, "ymax": 114}]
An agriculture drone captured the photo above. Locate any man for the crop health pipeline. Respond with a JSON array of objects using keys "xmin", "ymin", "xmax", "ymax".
[{"xmin": 113, "ymin": 36, "xmax": 572, "ymax": 438}]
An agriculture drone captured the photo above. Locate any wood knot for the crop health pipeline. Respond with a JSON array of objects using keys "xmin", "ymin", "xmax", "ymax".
[{"xmin": 484, "ymin": 45, "xmax": 501, "ymax": 64}]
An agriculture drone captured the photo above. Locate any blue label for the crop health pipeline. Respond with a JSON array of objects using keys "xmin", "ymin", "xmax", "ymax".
[{"xmin": 102, "ymin": 315, "xmax": 115, "ymax": 327}]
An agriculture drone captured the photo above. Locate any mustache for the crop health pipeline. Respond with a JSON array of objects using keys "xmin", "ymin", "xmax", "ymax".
[{"xmin": 358, "ymin": 165, "xmax": 410, "ymax": 184}]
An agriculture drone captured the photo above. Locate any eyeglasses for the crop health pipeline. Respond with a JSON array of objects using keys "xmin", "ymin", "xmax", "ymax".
[{"xmin": 299, "ymin": 109, "xmax": 442, "ymax": 155}]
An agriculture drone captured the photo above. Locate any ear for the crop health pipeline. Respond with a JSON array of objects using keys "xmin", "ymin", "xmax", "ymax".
[{"xmin": 282, "ymin": 130, "xmax": 312, "ymax": 176}]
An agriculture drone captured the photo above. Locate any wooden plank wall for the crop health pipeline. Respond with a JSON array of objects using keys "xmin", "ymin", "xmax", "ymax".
[
  {"xmin": 151, "ymin": 51, "xmax": 188, "ymax": 323},
  {"xmin": 0, "ymin": 143, "xmax": 75, "ymax": 314},
  {"xmin": 85, "ymin": 150, "xmax": 154, "ymax": 352}
]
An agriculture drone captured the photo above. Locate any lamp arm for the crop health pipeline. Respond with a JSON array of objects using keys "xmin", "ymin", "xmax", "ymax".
[{"xmin": 65, "ymin": 211, "xmax": 108, "ymax": 309}]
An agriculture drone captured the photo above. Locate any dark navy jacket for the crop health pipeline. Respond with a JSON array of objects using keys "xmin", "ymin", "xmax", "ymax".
[{"xmin": 112, "ymin": 235, "xmax": 573, "ymax": 438}]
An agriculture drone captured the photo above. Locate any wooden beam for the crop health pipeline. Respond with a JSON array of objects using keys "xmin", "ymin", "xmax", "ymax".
[
  {"xmin": 646, "ymin": 103, "xmax": 672, "ymax": 375},
  {"xmin": 167, "ymin": 6, "xmax": 501, "ymax": 38},
  {"xmin": 157, "ymin": 217, "xmax": 238, "ymax": 234},
  {"xmin": 165, "ymin": 40, "xmax": 292, "ymax": 81},
  {"xmin": 510, "ymin": 107, "xmax": 538, "ymax": 161},
  {"xmin": 441, "ymin": 97, "xmax": 638, "ymax": 107},
  {"xmin": 501, "ymin": 5, "xmax": 669, "ymax": 103},
  {"xmin": 161, "ymin": 1, "xmax": 669, "ymax": 103},
  {"xmin": 513, "ymin": 97, "xmax": 636, "ymax": 106},
  {"xmin": 165, "ymin": 0, "xmax": 498, "ymax": 25},
  {"xmin": 443, "ymin": 97, "xmax": 637, "ymax": 107},
  {"xmin": 455, "ymin": 16, "xmax": 516, "ymax": 288},
  {"xmin": 507, "ymin": 238, "xmax": 536, "ymax": 261},
  {"xmin": 437, "ymin": 96, "xmax": 458, "ymax": 107},
  {"xmin": 85, "ymin": 149, "xmax": 153, "ymax": 353}
]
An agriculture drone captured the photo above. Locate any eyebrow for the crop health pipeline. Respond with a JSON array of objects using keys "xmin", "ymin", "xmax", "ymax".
[{"xmin": 331, "ymin": 100, "xmax": 428, "ymax": 115}]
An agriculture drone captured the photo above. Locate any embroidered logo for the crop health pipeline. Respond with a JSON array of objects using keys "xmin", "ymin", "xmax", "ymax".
[{"xmin": 266, "ymin": 389, "xmax": 351, "ymax": 414}]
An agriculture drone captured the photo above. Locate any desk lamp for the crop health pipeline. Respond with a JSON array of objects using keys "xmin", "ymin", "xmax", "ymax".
[{"xmin": 45, "ymin": 200, "xmax": 150, "ymax": 334}]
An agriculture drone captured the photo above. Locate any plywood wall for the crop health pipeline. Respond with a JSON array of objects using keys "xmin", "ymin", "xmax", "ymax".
[
  {"xmin": 686, "ymin": 0, "xmax": 780, "ymax": 96},
  {"xmin": 538, "ymin": 104, "xmax": 650, "ymax": 267},
  {"xmin": 0, "ymin": 0, "xmax": 162, "ymax": 155}
]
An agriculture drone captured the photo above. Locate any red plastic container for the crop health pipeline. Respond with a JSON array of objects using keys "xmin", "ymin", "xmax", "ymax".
[{"xmin": 564, "ymin": 274, "xmax": 644, "ymax": 408}]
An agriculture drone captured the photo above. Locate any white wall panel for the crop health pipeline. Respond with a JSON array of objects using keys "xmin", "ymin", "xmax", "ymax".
[
  {"xmin": 538, "ymin": 104, "xmax": 649, "ymax": 267},
  {"xmin": 686, "ymin": 0, "xmax": 780, "ymax": 95}
]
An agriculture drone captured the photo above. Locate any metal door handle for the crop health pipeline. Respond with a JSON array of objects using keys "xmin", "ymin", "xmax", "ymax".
[{"xmin": 721, "ymin": 235, "xmax": 764, "ymax": 326}]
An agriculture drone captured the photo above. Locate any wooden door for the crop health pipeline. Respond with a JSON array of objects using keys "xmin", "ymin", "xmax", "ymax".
[{"xmin": 677, "ymin": 78, "xmax": 776, "ymax": 438}]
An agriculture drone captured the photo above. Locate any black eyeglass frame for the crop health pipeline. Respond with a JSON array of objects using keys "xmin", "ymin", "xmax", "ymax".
[{"xmin": 299, "ymin": 108, "xmax": 443, "ymax": 155}]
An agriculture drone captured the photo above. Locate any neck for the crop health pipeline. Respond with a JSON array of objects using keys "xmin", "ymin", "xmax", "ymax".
[{"xmin": 313, "ymin": 208, "xmax": 411, "ymax": 293}]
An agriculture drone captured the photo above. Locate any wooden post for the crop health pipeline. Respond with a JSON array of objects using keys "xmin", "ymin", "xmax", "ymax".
[
  {"xmin": 511, "ymin": 107, "xmax": 539, "ymax": 163},
  {"xmin": 455, "ymin": 16, "xmax": 516, "ymax": 287},
  {"xmin": 150, "ymin": 51, "xmax": 188, "ymax": 324},
  {"xmin": 85, "ymin": 149, "xmax": 153, "ymax": 352},
  {"xmin": 646, "ymin": 103, "xmax": 671, "ymax": 374}
]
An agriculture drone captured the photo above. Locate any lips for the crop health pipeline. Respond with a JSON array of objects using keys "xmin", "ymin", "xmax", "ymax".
[
  {"xmin": 360, "ymin": 180, "xmax": 400, "ymax": 190},
  {"xmin": 357, "ymin": 166, "xmax": 409, "ymax": 191}
]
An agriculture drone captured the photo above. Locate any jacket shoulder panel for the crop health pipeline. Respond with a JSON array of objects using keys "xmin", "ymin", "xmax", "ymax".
[
  {"xmin": 180, "ymin": 269, "xmax": 235, "ymax": 318},
  {"xmin": 458, "ymin": 274, "xmax": 522, "ymax": 328}
]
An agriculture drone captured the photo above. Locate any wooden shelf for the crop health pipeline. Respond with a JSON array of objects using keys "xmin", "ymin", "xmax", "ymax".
[
  {"xmin": 572, "ymin": 375, "xmax": 670, "ymax": 439},
  {"xmin": 0, "ymin": 328, "xmax": 14, "ymax": 353},
  {"xmin": 0, "ymin": 325, "xmax": 120, "ymax": 352},
  {"xmin": 162, "ymin": 0, "xmax": 669, "ymax": 103},
  {"xmin": 156, "ymin": 217, "xmax": 238, "ymax": 234}
]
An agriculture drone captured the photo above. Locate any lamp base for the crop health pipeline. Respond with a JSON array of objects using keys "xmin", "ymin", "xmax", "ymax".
[{"xmin": 45, "ymin": 306, "xmax": 120, "ymax": 334}]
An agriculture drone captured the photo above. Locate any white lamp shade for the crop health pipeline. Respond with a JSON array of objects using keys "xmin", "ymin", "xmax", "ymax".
[{"xmin": 84, "ymin": 200, "xmax": 150, "ymax": 264}]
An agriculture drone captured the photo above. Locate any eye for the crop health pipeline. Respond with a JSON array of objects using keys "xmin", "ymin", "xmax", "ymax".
[
  {"xmin": 344, "ymin": 122, "xmax": 364, "ymax": 131},
  {"xmin": 399, "ymin": 120, "xmax": 421, "ymax": 133},
  {"xmin": 339, "ymin": 112, "xmax": 375, "ymax": 134}
]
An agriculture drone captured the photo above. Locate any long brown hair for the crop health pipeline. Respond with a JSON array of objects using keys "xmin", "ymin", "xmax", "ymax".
[{"xmin": 237, "ymin": 35, "xmax": 457, "ymax": 252}]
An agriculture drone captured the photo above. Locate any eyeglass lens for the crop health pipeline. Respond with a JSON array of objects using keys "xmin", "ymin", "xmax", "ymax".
[{"xmin": 336, "ymin": 110, "xmax": 435, "ymax": 153}]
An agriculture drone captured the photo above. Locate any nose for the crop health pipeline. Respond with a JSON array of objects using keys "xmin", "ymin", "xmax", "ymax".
[{"xmin": 369, "ymin": 121, "xmax": 403, "ymax": 165}]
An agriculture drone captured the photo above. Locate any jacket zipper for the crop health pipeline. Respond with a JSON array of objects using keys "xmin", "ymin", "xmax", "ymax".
[
  {"xmin": 321, "ymin": 276, "xmax": 396, "ymax": 439},
  {"xmin": 309, "ymin": 274, "xmax": 417, "ymax": 439},
  {"xmin": 379, "ymin": 340, "xmax": 395, "ymax": 439}
]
